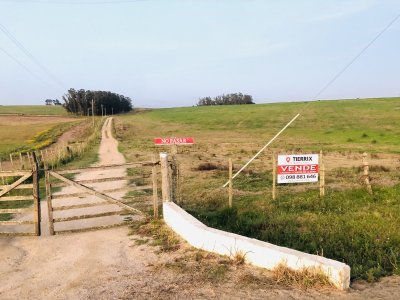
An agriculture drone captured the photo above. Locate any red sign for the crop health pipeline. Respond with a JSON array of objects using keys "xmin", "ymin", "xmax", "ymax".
[
  {"xmin": 277, "ymin": 164, "xmax": 318, "ymax": 174},
  {"xmin": 154, "ymin": 137, "xmax": 194, "ymax": 145}
]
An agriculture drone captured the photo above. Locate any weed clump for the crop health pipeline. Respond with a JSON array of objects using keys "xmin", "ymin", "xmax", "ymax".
[
  {"xmin": 196, "ymin": 162, "xmax": 227, "ymax": 171},
  {"xmin": 129, "ymin": 219, "xmax": 180, "ymax": 252},
  {"xmin": 272, "ymin": 264, "xmax": 334, "ymax": 290}
]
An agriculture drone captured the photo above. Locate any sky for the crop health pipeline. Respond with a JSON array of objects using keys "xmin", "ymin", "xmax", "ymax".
[{"xmin": 0, "ymin": 0, "xmax": 399, "ymax": 108}]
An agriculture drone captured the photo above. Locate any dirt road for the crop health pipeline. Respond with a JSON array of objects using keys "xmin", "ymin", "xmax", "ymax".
[{"xmin": 1, "ymin": 118, "xmax": 399, "ymax": 299}]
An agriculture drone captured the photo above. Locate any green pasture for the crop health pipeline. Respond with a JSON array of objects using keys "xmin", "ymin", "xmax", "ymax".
[
  {"xmin": 0, "ymin": 105, "xmax": 68, "ymax": 116},
  {"xmin": 122, "ymin": 97, "xmax": 400, "ymax": 153},
  {"xmin": 116, "ymin": 97, "xmax": 400, "ymax": 281}
]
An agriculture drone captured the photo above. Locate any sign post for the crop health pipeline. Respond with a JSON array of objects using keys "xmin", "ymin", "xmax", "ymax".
[
  {"xmin": 155, "ymin": 137, "xmax": 194, "ymax": 203},
  {"xmin": 277, "ymin": 154, "xmax": 319, "ymax": 184}
]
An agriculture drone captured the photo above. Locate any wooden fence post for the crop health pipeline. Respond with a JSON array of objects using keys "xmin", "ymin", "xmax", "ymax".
[
  {"xmin": 0, "ymin": 158, "xmax": 4, "ymax": 184},
  {"xmin": 31, "ymin": 152, "xmax": 41, "ymax": 236},
  {"xmin": 320, "ymin": 150, "xmax": 325, "ymax": 197},
  {"xmin": 19, "ymin": 153, "xmax": 24, "ymax": 170},
  {"xmin": 40, "ymin": 150, "xmax": 45, "ymax": 165},
  {"xmin": 44, "ymin": 161, "xmax": 55, "ymax": 235},
  {"xmin": 362, "ymin": 152, "xmax": 373, "ymax": 194},
  {"xmin": 152, "ymin": 155, "xmax": 159, "ymax": 218},
  {"xmin": 10, "ymin": 154, "xmax": 14, "ymax": 170},
  {"xmin": 27, "ymin": 152, "xmax": 32, "ymax": 166},
  {"xmin": 177, "ymin": 160, "xmax": 182, "ymax": 204},
  {"xmin": 229, "ymin": 158, "xmax": 233, "ymax": 208},
  {"xmin": 160, "ymin": 152, "xmax": 171, "ymax": 202},
  {"xmin": 171, "ymin": 152, "xmax": 179, "ymax": 203},
  {"xmin": 272, "ymin": 153, "xmax": 276, "ymax": 200}
]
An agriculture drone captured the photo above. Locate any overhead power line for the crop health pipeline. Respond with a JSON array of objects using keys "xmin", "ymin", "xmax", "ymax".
[
  {"xmin": 313, "ymin": 12, "xmax": 400, "ymax": 100},
  {"xmin": 0, "ymin": 47, "xmax": 53, "ymax": 88},
  {"xmin": 0, "ymin": 23, "xmax": 65, "ymax": 88},
  {"xmin": 0, "ymin": 0, "xmax": 148, "ymax": 4}
]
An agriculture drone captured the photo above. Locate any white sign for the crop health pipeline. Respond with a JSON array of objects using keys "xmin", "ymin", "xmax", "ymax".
[{"xmin": 277, "ymin": 154, "xmax": 319, "ymax": 183}]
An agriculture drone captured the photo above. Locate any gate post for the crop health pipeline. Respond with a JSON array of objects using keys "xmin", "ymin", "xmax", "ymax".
[
  {"xmin": 160, "ymin": 153, "xmax": 171, "ymax": 202},
  {"xmin": 31, "ymin": 152, "xmax": 41, "ymax": 236},
  {"xmin": 171, "ymin": 154, "xmax": 179, "ymax": 203},
  {"xmin": 152, "ymin": 154, "xmax": 159, "ymax": 218},
  {"xmin": 44, "ymin": 161, "xmax": 55, "ymax": 235}
]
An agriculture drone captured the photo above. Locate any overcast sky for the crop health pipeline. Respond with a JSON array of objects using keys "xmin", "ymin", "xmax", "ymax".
[{"xmin": 0, "ymin": 0, "xmax": 399, "ymax": 107}]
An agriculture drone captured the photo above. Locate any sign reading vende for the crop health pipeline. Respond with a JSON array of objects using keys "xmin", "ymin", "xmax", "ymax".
[
  {"xmin": 277, "ymin": 154, "xmax": 319, "ymax": 183},
  {"xmin": 154, "ymin": 137, "xmax": 194, "ymax": 145}
]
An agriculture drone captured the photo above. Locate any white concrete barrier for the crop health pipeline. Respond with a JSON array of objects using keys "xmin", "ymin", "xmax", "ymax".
[{"xmin": 163, "ymin": 202, "xmax": 350, "ymax": 290}]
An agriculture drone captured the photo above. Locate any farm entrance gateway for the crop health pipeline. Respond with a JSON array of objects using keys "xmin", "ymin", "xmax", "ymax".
[{"xmin": 277, "ymin": 154, "xmax": 319, "ymax": 184}]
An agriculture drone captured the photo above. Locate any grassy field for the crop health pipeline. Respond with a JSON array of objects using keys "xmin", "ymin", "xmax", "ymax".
[
  {"xmin": 0, "ymin": 105, "xmax": 68, "ymax": 116},
  {"xmin": 121, "ymin": 97, "xmax": 400, "ymax": 153},
  {"xmin": 0, "ymin": 115, "xmax": 81, "ymax": 160},
  {"xmin": 115, "ymin": 97, "xmax": 400, "ymax": 281}
]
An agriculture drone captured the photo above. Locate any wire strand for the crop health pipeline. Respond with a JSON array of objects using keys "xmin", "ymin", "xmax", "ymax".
[
  {"xmin": 0, "ymin": 47, "xmax": 53, "ymax": 88},
  {"xmin": 0, "ymin": 0, "xmax": 148, "ymax": 4},
  {"xmin": 0, "ymin": 23, "xmax": 65, "ymax": 88},
  {"xmin": 313, "ymin": 12, "xmax": 400, "ymax": 100}
]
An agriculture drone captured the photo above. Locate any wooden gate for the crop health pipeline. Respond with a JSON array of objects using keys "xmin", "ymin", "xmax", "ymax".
[
  {"xmin": 0, "ymin": 163, "xmax": 40, "ymax": 236},
  {"xmin": 44, "ymin": 161, "xmax": 158, "ymax": 235}
]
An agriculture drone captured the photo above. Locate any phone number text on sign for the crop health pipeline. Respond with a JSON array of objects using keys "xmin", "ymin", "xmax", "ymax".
[{"xmin": 277, "ymin": 154, "xmax": 319, "ymax": 183}]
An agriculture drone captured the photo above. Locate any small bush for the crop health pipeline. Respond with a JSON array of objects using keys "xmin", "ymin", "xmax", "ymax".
[{"xmin": 196, "ymin": 162, "xmax": 227, "ymax": 171}]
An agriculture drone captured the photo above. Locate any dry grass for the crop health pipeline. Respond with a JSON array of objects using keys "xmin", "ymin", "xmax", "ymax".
[
  {"xmin": 272, "ymin": 263, "xmax": 335, "ymax": 290},
  {"xmin": 229, "ymin": 248, "xmax": 248, "ymax": 265},
  {"xmin": 129, "ymin": 219, "xmax": 339, "ymax": 292}
]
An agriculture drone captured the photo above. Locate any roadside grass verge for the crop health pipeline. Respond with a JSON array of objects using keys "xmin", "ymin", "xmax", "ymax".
[
  {"xmin": 129, "ymin": 219, "xmax": 334, "ymax": 290},
  {"xmin": 129, "ymin": 219, "xmax": 181, "ymax": 252}
]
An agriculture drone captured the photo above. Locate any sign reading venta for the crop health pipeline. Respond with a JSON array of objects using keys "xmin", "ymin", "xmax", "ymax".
[
  {"xmin": 154, "ymin": 137, "xmax": 194, "ymax": 145},
  {"xmin": 277, "ymin": 154, "xmax": 319, "ymax": 184}
]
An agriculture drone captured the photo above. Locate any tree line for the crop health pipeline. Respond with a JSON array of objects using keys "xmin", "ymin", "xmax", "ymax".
[
  {"xmin": 197, "ymin": 93, "xmax": 254, "ymax": 106},
  {"xmin": 62, "ymin": 89, "xmax": 133, "ymax": 115}
]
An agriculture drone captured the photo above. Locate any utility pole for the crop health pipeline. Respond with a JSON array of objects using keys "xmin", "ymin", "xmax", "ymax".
[{"xmin": 92, "ymin": 99, "xmax": 95, "ymax": 127}]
